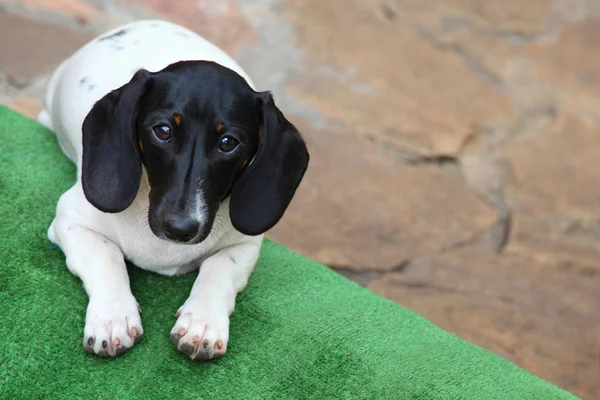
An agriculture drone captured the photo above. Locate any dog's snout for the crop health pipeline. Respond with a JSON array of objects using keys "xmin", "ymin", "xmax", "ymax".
[{"xmin": 163, "ymin": 213, "xmax": 199, "ymax": 243}]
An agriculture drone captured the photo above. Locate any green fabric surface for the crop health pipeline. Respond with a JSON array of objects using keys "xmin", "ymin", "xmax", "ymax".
[{"xmin": 0, "ymin": 105, "xmax": 577, "ymax": 400}]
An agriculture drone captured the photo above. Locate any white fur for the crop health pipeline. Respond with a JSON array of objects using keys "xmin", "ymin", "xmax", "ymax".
[
  {"xmin": 40, "ymin": 20, "xmax": 263, "ymax": 359},
  {"xmin": 194, "ymin": 181, "xmax": 208, "ymax": 226}
]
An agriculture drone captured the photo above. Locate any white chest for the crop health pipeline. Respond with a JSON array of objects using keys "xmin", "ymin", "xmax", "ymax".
[{"xmin": 112, "ymin": 201, "xmax": 234, "ymax": 276}]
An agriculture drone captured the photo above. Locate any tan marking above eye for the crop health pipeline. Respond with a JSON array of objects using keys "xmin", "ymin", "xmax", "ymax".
[
  {"xmin": 138, "ymin": 139, "xmax": 144, "ymax": 152},
  {"xmin": 241, "ymin": 159, "xmax": 248, "ymax": 168},
  {"xmin": 216, "ymin": 122, "xmax": 224, "ymax": 133},
  {"xmin": 174, "ymin": 114, "xmax": 182, "ymax": 126}
]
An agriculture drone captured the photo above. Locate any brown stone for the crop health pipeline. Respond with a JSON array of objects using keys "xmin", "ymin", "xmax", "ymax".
[
  {"xmin": 381, "ymin": 0, "xmax": 553, "ymax": 40},
  {"xmin": 442, "ymin": 0, "xmax": 553, "ymax": 35},
  {"xmin": 10, "ymin": 96, "xmax": 42, "ymax": 119},
  {"xmin": 521, "ymin": 18, "xmax": 600, "ymax": 100},
  {"xmin": 0, "ymin": 13, "xmax": 93, "ymax": 85},
  {"xmin": 123, "ymin": 0, "xmax": 258, "ymax": 53},
  {"xmin": 282, "ymin": 0, "xmax": 514, "ymax": 157},
  {"xmin": 495, "ymin": 114, "xmax": 600, "ymax": 285},
  {"xmin": 4, "ymin": 0, "xmax": 102, "ymax": 23},
  {"xmin": 502, "ymin": 116, "xmax": 600, "ymax": 247},
  {"xmin": 368, "ymin": 248, "xmax": 600, "ymax": 399},
  {"xmin": 379, "ymin": 0, "xmax": 600, "ymax": 120},
  {"xmin": 267, "ymin": 120, "xmax": 497, "ymax": 270}
]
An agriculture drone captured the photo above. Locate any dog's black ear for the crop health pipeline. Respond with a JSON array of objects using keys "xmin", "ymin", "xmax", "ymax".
[
  {"xmin": 81, "ymin": 69, "xmax": 150, "ymax": 213},
  {"xmin": 229, "ymin": 92, "xmax": 309, "ymax": 236}
]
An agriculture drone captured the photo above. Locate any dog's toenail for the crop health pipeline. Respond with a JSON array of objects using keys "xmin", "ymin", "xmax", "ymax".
[
  {"xmin": 87, "ymin": 337, "xmax": 94, "ymax": 346},
  {"xmin": 202, "ymin": 340, "xmax": 209, "ymax": 349},
  {"xmin": 137, "ymin": 303, "xmax": 142, "ymax": 313},
  {"xmin": 175, "ymin": 310, "xmax": 181, "ymax": 318},
  {"xmin": 170, "ymin": 332, "xmax": 179, "ymax": 345},
  {"xmin": 178, "ymin": 328, "xmax": 186, "ymax": 337},
  {"xmin": 114, "ymin": 337, "xmax": 120, "ymax": 347},
  {"xmin": 216, "ymin": 339, "xmax": 223, "ymax": 350},
  {"xmin": 180, "ymin": 343, "xmax": 195, "ymax": 356},
  {"xmin": 134, "ymin": 333, "xmax": 143, "ymax": 345},
  {"xmin": 97, "ymin": 349, "xmax": 110, "ymax": 357},
  {"xmin": 102, "ymin": 340, "xmax": 108, "ymax": 349},
  {"xmin": 115, "ymin": 345, "xmax": 129, "ymax": 356},
  {"xmin": 192, "ymin": 335, "xmax": 200, "ymax": 344},
  {"xmin": 131, "ymin": 327, "xmax": 138, "ymax": 337}
]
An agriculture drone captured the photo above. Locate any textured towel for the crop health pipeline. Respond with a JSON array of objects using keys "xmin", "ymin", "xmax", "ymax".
[{"xmin": 0, "ymin": 106, "xmax": 577, "ymax": 399}]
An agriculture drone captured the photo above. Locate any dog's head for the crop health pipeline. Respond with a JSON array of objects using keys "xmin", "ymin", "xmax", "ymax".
[{"xmin": 81, "ymin": 61, "xmax": 309, "ymax": 244}]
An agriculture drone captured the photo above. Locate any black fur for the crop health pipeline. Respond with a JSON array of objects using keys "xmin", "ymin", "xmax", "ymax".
[
  {"xmin": 229, "ymin": 91, "xmax": 309, "ymax": 236},
  {"xmin": 82, "ymin": 69, "xmax": 149, "ymax": 214},
  {"xmin": 81, "ymin": 61, "xmax": 309, "ymax": 243}
]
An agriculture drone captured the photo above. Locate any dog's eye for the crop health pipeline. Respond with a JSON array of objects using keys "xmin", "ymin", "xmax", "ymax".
[
  {"xmin": 218, "ymin": 136, "xmax": 240, "ymax": 153},
  {"xmin": 152, "ymin": 124, "xmax": 172, "ymax": 142}
]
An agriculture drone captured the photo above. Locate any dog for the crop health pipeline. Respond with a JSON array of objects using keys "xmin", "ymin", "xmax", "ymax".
[{"xmin": 37, "ymin": 19, "xmax": 309, "ymax": 360}]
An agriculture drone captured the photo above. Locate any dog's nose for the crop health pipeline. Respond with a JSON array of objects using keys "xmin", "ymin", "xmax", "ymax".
[{"xmin": 163, "ymin": 213, "xmax": 199, "ymax": 243}]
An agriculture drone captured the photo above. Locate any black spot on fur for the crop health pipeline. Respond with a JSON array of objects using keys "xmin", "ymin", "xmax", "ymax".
[
  {"xmin": 80, "ymin": 77, "xmax": 88, "ymax": 85},
  {"xmin": 229, "ymin": 255, "xmax": 237, "ymax": 264},
  {"xmin": 87, "ymin": 84, "xmax": 95, "ymax": 92},
  {"xmin": 99, "ymin": 29, "xmax": 128, "ymax": 41}
]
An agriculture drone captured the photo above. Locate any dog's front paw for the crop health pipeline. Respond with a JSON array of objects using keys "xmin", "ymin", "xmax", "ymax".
[
  {"xmin": 170, "ymin": 298, "xmax": 229, "ymax": 360},
  {"xmin": 83, "ymin": 295, "xmax": 143, "ymax": 357}
]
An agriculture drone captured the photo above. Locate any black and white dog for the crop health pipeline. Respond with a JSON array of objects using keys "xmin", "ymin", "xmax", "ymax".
[{"xmin": 38, "ymin": 19, "xmax": 309, "ymax": 360}]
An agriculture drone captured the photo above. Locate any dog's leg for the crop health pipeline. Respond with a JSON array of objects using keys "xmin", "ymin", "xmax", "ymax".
[
  {"xmin": 170, "ymin": 239, "xmax": 261, "ymax": 360},
  {"xmin": 49, "ymin": 213, "xmax": 143, "ymax": 357}
]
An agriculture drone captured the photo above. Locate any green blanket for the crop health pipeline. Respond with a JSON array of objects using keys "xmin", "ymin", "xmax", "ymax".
[{"xmin": 0, "ymin": 106, "xmax": 576, "ymax": 399}]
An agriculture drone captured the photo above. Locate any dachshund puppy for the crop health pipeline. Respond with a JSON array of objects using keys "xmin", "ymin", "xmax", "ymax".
[{"xmin": 38, "ymin": 19, "xmax": 309, "ymax": 359}]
